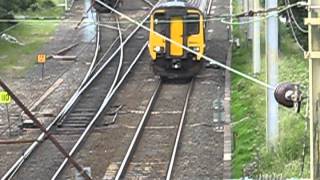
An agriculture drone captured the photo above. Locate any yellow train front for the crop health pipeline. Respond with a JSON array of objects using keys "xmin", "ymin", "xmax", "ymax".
[{"xmin": 148, "ymin": 0, "xmax": 209, "ymax": 79}]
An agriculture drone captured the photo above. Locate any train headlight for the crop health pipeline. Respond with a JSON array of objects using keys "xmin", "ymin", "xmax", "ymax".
[
  {"xmin": 154, "ymin": 46, "xmax": 161, "ymax": 52},
  {"xmin": 154, "ymin": 46, "xmax": 163, "ymax": 53},
  {"xmin": 191, "ymin": 47, "xmax": 200, "ymax": 52}
]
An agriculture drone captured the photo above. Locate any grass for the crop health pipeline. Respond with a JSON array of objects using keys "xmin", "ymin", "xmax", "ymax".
[
  {"xmin": 0, "ymin": 0, "xmax": 64, "ymax": 76},
  {"xmin": 231, "ymin": 26, "xmax": 266, "ymax": 177},
  {"xmin": 231, "ymin": 21, "xmax": 309, "ymax": 178},
  {"xmin": 0, "ymin": 22, "xmax": 59, "ymax": 76}
]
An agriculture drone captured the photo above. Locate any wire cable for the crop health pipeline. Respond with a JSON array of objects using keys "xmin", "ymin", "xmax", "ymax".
[
  {"xmin": 284, "ymin": 0, "xmax": 306, "ymax": 51},
  {"xmin": 286, "ymin": 0, "xmax": 308, "ymax": 33},
  {"xmin": 221, "ymin": 1, "xmax": 308, "ymax": 25},
  {"xmin": 0, "ymin": 1, "xmax": 308, "ymax": 25},
  {"xmin": 95, "ymin": 0, "xmax": 275, "ymax": 90}
]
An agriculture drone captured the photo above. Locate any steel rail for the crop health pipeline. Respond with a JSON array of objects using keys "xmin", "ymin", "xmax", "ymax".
[
  {"xmin": 0, "ymin": 11, "xmax": 101, "ymax": 180},
  {"xmin": 15, "ymin": 12, "xmax": 98, "ymax": 129},
  {"xmin": 58, "ymin": 0, "xmax": 156, "ymax": 124},
  {"xmin": 2, "ymin": 2, "xmax": 156, "ymax": 179},
  {"xmin": 50, "ymin": 13, "xmax": 101, "ymax": 127},
  {"xmin": 0, "ymin": 79, "xmax": 92, "ymax": 180},
  {"xmin": 114, "ymin": 80, "xmax": 193, "ymax": 180},
  {"xmin": 142, "ymin": 0, "xmax": 154, "ymax": 7},
  {"xmin": 79, "ymin": 14, "xmax": 101, "ymax": 88},
  {"xmin": 115, "ymin": 80, "xmax": 162, "ymax": 180},
  {"xmin": 57, "ymin": 15, "xmax": 123, "ymax": 128},
  {"xmin": 2, "ymin": 6, "xmax": 154, "ymax": 178},
  {"xmin": 51, "ymin": 16, "xmax": 124, "ymax": 179},
  {"xmin": 56, "ymin": 4, "xmax": 156, "ymax": 125},
  {"xmin": 96, "ymin": 0, "xmax": 275, "ymax": 90},
  {"xmin": 16, "ymin": 10, "xmax": 99, "ymax": 128},
  {"xmin": 105, "ymin": 17, "xmax": 123, "ymax": 99},
  {"xmin": 51, "ymin": 41, "xmax": 149, "ymax": 179},
  {"xmin": 166, "ymin": 79, "xmax": 194, "ymax": 180},
  {"xmin": 91, "ymin": 35, "xmax": 120, "ymax": 73}
]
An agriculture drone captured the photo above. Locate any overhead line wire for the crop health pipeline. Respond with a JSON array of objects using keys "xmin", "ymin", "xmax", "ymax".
[
  {"xmin": 286, "ymin": 0, "xmax": 308, "ymax": 33},
  {"xmin": 0, "ymin": 2, "xmax": 308, "ymax": 25},
  {"xmin": 95, "ymin": 0, "xmax": 275, "ymax": 90},
  {"xmin": 284, "ymin": 0, "xmax": 307, "ymax": 51}
]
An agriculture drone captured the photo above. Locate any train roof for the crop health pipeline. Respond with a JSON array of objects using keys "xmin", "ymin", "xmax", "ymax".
[{"xmin": 155, "ymin": 0, "xmax": 210, "ymax": 15}]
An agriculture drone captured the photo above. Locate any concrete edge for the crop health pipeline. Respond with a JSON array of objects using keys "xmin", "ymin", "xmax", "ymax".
[{"xmin": 223, "ymin": 42, "xmax": 233, "ymax": 180}]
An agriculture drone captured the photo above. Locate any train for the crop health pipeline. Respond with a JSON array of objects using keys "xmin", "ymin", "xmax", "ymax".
[
  {"xmin": 92, "ymin": 0, "xmax": 119, "ymax": 13},
  {"xmin": 148, "ymin": 0, "xmax": 210, "ymax": 79}
]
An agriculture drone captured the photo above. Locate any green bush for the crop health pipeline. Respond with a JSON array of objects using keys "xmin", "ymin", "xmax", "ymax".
[
  {"xmin": 29, "ymin": 3, "xmax": 41, "ymax": 11},
  {"xmin": 41, "ymin": 0, "xmax": 56, "ymax": 8}
]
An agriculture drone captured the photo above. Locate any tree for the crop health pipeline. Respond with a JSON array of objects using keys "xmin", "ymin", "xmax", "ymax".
[{"xmin": 0, "ymin": 0, "xmax": 37, "ymax": 30}]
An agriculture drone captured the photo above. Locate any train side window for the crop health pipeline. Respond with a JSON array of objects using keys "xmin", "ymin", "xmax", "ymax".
[
  {"xmin": 154, "ymin": 13, "xmax": 167, "ymax": 35},
  {"xmin": 186, "ymin": 14, "xmax": 200, "ymax": 35}
]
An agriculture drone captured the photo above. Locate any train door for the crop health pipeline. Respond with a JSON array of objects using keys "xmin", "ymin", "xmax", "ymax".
[{"xmin": 170, "ymin": 17, "xmax": 184, "ymax": 57}]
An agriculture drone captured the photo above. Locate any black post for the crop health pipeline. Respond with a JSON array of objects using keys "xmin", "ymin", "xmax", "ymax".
[
  {"xmin": 41, "ymin": 63, "xmax": 45, "ymax": 80},
  {"xmin": 6, "ymin": 104, "xmax": 11, "ymax": 136}
]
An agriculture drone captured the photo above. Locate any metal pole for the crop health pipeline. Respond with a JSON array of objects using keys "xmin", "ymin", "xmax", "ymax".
[
  {"xmin": 266, "ymin": 0, "xmax": 279, "ymax": 150},
  {"xmin": 243, "ymin": 0, "xmax": 248, "ymax": 16},
  {"xmin": 65, "ymin": 0, "xmax": 68, "ymax": 11},
  {"xmin": 307, "ymin": 0, "xmax": 320, "ymax": 177},
  {"xmin": 6, "ymin": 104, "xmax": 11, "ymax": 136},
  {"xmin": 41, "ymin": 64, "xmax": 45, "ymax": 80},
  {"xmin": 247, "ymin": 0, "xmax": 253, "ymax": 40},
  {"xmin": 253, "ymin": 0, "xmax": 261, "ymax": 75}
]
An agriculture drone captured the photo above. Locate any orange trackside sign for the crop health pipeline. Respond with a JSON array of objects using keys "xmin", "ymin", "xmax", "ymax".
[{"xmin": 37, "ymin": 54, "xmax": 46, "ymax": 64}]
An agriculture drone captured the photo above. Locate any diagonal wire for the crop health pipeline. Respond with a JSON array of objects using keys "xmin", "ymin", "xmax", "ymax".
[
  {"xmin": 95, "ymin": 0, "xmax": 275, "ymax": 90},
  {"xmin": 0, "ymin": 2, "xmax": 308, "ymax": 25},
  {"xmin": 286, "ymin": 0, "xmax": 308, "ymax": 33},
  {"xmin": 284, "ymin": 0, "xmax": 306, "ymax": 51}
]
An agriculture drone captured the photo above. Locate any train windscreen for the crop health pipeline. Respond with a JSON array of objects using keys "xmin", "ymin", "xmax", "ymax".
[
  {"xmin": 154, "ymin": 13, "xmax": 168, "ymax": 36},
  {"xmin": 186, "ymin": 13, "xmax": 200, "ymax": 35}
]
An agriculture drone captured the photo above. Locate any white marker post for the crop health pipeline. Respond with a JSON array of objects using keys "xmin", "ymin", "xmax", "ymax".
[{"xmin": 65, "ymin": 0, "xmax": 68, "ymax": 11}]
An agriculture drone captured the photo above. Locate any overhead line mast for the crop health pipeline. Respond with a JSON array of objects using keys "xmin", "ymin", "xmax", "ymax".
[{"xmin": 266, "ymin": 0, "xmax": 279, "ymax": 150}]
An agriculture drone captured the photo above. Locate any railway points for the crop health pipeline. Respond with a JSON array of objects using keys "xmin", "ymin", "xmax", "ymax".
[{"xmin": 0, "ymin": 0, "xmax": 230, "ymax": 179}]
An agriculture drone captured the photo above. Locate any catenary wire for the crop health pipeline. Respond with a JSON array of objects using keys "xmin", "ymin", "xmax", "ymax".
[
  {"xmin": 284, "ymin": 0, "xmax": 307, "ymax": 51},
  {"xmin": 0, "ymin": 1, "xmax": 308, "ymax": 25},
  {"xmin": 286, "ymin": 0, "xmax": 308, "ymax": 33},
  {"xmin": 95, "ymin": 0, "xmax": 275, "ymax": 90}
]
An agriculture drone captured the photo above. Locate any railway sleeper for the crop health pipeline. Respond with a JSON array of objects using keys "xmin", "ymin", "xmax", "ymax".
[
  {"xmin": 60, "ymin": 123, "xmax": 89, "ymax": 128},
  {"xmin": 52, "ymin": 128, "xmax": 86, "ymax": 135},
  {"xmin": 68, "ymin": 116, "xmax": 95, "ymax": 120}
]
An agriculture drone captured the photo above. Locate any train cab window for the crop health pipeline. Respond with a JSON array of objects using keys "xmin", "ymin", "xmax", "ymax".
[
  {"xmin": 154, "ymin": 13, "xmax": 167, "ymax": 36},
  {"xmin": 186, "ymin": 13, "xmax": 200, "ymax": 35}
]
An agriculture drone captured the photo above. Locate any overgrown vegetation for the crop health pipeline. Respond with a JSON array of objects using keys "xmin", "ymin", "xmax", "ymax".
[
  {"xmin": 0, "ymin": 0, "xmax": 61, "ymax": 31},
  {"xmin": 0, "ymin": 0, "xmax": 63, "ymax": 75},
  {"xmin": 231, "ymin": 1, "xmax": 309, "ymax": 178},
  {"xmin": 0, "ymin": 22, "xmax": 58, "ymax": 75}
]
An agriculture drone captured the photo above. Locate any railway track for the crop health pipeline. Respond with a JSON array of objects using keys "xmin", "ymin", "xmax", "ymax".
[
  {"xmin": 115, "ymin": 79, "xmax": 194, "ymax": 179},
  {"xmin": 1, "ymin": 2, "xmax": 157, "ymax": 179},
  {"xmin": 0, "ymin": 0, "xmax": 226, "ymax": 179}
]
